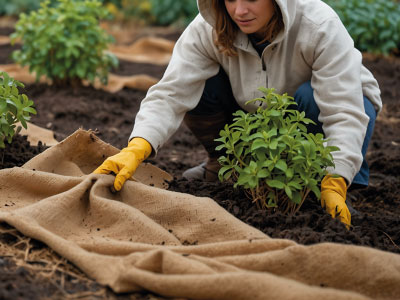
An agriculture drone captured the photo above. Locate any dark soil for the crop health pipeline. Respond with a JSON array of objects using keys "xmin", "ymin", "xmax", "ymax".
[{"xmin": 1, "ymin": 26, "xmax": 399, "ymax": 299}]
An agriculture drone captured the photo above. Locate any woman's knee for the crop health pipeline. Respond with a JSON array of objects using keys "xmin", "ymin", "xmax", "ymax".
[
  {"xmin": 294, "ymin": 81, "xmax": 321, "ymax": 130},
  {"xmin": 188, "ymin": 67, "xmax": 239, "ymax": 116},
  {"xmin": 294, "ymin": 81, "xmax": 314, "ymax": 104}
]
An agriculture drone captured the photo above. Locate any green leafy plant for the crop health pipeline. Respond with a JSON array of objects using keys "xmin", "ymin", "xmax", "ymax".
[
  {"xmin": 324, "ymin": 0, "xmax": 400, "ymax": 55},
  {"xmin": 0, "ymin": 72, "xmax": 36, "ymax": 148},
  {"xmin": 216, "ymin": 88, "xmax": 339, "ymax": 214},
  {"xmin": 10, "ymin": 0, "xmax": 118, "ymax": 86}
]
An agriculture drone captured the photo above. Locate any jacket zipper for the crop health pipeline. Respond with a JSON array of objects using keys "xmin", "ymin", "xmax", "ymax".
[{"xmin": 261, "ymin": 57, "xmax": 268, "ymax": 88}]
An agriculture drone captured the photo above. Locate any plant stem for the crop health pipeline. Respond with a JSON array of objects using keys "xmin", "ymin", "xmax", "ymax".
[
  {"xmin": 0, "ymin": 148, "xmax": 4, "ymax": 165},
  {"xmin": 293, "ymin": 189, "xmax": 311, "ymax": 214}
]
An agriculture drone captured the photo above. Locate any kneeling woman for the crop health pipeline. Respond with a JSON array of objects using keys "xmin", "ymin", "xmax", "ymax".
[{"xmin": 95, "ymin": 0, "xmax": 381, "ymax": 227}]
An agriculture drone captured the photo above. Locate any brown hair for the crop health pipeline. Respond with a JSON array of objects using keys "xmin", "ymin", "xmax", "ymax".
[{"xmin": 211, "ymin": 0, "xmax": 284, "ymax": 56}]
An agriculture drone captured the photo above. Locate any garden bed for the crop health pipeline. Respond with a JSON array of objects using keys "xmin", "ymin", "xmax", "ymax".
[{"xmin": 1, "ymin": 27, "xmax": 399, "ymax": 299}]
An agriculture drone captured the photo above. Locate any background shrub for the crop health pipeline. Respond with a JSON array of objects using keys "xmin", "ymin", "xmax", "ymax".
[
  {"xmin": 11, "ymin": 0, "xmax": 118, "ymax": 86},
  {"xmin": 108, "ymin": 0, "xmax": 198, "ymax": 27},
  {"xmin": 324, "ymin": 0, "xmax": 400, "ymax": 55},
  {"xmin": 0, "ymin": 0, "xmax": 117, "ymax": 16}
]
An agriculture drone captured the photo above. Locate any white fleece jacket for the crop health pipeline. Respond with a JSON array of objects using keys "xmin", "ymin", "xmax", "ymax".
[{"xmin": 131, "ymin": 0, "xmax": 382, "ymax": 184}]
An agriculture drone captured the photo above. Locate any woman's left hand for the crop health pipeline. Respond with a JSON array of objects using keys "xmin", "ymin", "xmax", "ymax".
[{"xmin": 320, "ymin": 175, "xmax": 351, "ymax": 229}]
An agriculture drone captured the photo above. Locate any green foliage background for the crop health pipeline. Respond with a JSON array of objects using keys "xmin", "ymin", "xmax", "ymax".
[
  {"xmin": 148, "ymin": 0, "xmax": 198, "ymax": 26},
  {"xmin": 108, "ymin": 0, "xmax": 198, "ymax": 27},
  {"xmin": 324, "ymin": 0, "xmax": 400, "ymax": 55},
  {"xmin": 0, "ymin": 0, "xmax": 117, "ymax": 16},
  {"xmin": 0, "ymin": 0, "xmax": 43, "ymax": 16},
  {"xmin": 11, "ymin": 0, "xmax": 118, "ymax": 85}
]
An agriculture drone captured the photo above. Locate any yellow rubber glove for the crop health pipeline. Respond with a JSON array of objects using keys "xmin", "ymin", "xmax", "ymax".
[
  {"xmin": 93, "ymin": 137, "xmax": 152, "ymax": 192},
  {"xmin": 320, "ymin": 175, "xmax": 351, "ymax": 228}
]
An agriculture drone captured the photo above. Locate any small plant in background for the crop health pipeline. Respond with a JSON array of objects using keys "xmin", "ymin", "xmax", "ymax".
[
  {"xmin": 0, "ymin": 72, "xmax": 36, "ymax": 148},
  {"xmin": 324, "ymin": 0, "xmax": 400, "ymax": 55},
  {"xmin": 216, "ymin": 88, "xmax": 339, "ymax": 214},
  {"xmin": 10, "ymin": 0, "xmax": 118, "ymax": 86}
]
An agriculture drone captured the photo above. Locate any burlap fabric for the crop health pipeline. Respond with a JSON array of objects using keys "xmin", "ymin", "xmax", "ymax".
[
  {"xmin": 17, "ymin": 121, "xmax": 59, "ymax": 146},
  {"xmin": 0, "ymin": 63, "xmax": 158, "ymax": 93},
  {"xmin": 0, "ymin": 129, "xmax": 399, "ymax": 300},
  {"xmin": 0, "ymin": 36, "xmax": 174, "ymax": 92},
  {"xmin": 108, "ymin": 36, "xmax": 174, "ymax": 65}
]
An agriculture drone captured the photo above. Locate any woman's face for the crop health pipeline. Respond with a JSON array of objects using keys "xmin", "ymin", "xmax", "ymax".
[{"xmin": 224, "ymin": 0, "xmax": 275, "ymax": 36}]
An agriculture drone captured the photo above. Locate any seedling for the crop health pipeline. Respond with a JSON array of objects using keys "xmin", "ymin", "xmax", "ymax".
[
  {"xmin": 216, "ymin": 87, "xmax": 339, "ymax": 214},
  {"xmin": 11, "ymin": 0, "xmax": 118, "ymax": 86},
  {"xmin": 0, "ymin": 72, "xmax": 36, "ymax": 148}
]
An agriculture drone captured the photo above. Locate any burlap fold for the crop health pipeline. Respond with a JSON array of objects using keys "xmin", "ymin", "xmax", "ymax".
[
  {"xmin": 108, "ymin": 36, "xmax": 174, "ymax": 65},
  {"xmin": 0, "ymin": 129, "xmax": 399, "ymax": 300},
  {"xmin": 0, "ymin": 64, "xmax": 158, "ymax": 93}
]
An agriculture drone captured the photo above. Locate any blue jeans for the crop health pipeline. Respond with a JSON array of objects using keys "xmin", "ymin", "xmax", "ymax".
[
  {"xmin": 294, "ymin": 82, "xmax": 376, "ymax": 187},
  {"xmin": 188, "ymin": 68, "xmax": 376, "ymax": 187}
]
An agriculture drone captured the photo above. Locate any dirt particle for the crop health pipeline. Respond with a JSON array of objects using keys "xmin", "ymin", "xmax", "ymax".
[
  {"xmin": 182, "ymin": 240, "xmax": 198, "ymax": 246},
  {"xmin": 233, "ymin": 206, "xmax": 240, "ymax": 215},
  {"xmin": 15, "ymin": 267, "xmax": 29, "ymax": 277}
]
